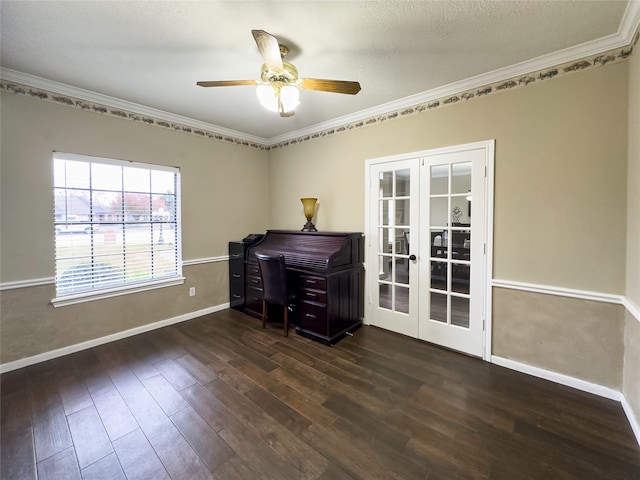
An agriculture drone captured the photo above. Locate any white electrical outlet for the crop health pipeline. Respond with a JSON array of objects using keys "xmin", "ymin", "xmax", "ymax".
[{"xmin": 189, "ymin": 287, "xmax": 196, "ymax": 296}]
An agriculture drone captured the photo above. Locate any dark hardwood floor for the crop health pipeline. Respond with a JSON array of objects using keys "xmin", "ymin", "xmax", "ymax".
[{"xmin": 1, "ymin": 309, "xmax": 639, "ymax": 480}]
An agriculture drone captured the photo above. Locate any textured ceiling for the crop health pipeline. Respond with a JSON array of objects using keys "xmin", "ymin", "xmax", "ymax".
[{"xmin": 0, "ymin": 1, "xmax": 635, "ymax": 142}]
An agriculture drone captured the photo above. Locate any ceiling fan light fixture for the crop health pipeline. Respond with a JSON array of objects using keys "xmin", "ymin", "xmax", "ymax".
[
  {"xmin": 279, "ymin": 85, "xmax": 300, "ymax": 111},
  {"xmin": 256, "ymin": 84, "xmax": 299, "ymax": 113}
]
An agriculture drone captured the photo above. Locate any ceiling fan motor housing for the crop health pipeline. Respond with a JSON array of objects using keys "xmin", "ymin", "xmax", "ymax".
[{"xmin": 260, "ymin": 61, "xmax": 299, "ymax": 86}]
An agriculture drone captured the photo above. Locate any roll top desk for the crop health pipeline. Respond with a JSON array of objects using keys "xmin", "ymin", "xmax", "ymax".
[{"xmin": 244, "ymin": 230, "xmax": 364, "ymax": 345}]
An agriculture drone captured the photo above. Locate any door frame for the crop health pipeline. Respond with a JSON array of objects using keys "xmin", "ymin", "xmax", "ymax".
[{"xmin": 364, "ymin": 140, "xmax": 495, "ymax": 360}]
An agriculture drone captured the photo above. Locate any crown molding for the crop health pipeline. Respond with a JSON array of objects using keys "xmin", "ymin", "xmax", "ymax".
[
  {"xmin": 621, "ymin": 0, "xmax": 640, "ymax": 41},
  {"xmin": 0, "ymin": 68, "xmax": 270, "ymax": 148}
]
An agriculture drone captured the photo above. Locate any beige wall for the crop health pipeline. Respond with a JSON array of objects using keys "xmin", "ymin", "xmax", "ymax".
[
  {"xmin": 269, "ymin": 63, "xmax": 629, "ymax": 294},
  {"xmin": 0, "ymin": 92, "xmax": 269, "ymax": 364},
  {"xmin": 624, "ymin": 35, "xmax": 640, "ymax": 433},
  {"xmin": 492, "ymin": 288, "xmax": 624, "ymax": 389},
  {"xmin": 268, "ymin": 62, "xmax": 629, "ymax": 387}
]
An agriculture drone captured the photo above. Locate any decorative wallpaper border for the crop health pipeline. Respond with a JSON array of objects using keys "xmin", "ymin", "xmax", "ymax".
[
  {"xmin": 270, "ymin": 32, "xmax": 638, "ymax": 150},
  {"xmin": 0, "ymin": 80, "xmax": 270, "ymax": 150},
  {"xmin": 1, "ymin": 31, "xmax": 637, "ymax": 151}
]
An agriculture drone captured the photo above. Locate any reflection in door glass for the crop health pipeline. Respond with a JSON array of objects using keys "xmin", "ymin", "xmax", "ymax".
[
  {"xmin": 430, "ymin": 261, "xmax": 447, "ymax": 290},
  {"xmin": 430, "ymin": 230, "xmax": 446, "ymax": 254},
  {"xmin": 379, "ymin": 283, "xmax": 392, "ymax": 310},
  {"xmin": 430, "ymin": 198, "xmax": 448, "ymax": 227},
  {"xmin": 395, "ymin": 199, "xmax": 410, "ymax": 226},
  {"xmin": 380, "ymin": 200, "xmax": 391, "ymax": 226},
  {"xmin": 451, "ymin": 296, "xmax": 470, "ymax": 328},
  {"xmin": 397, "ymin": 228, "xmax": 410, "ymax": 255},
  {"xmin": 379, "ymin": 228, "xmax": 392, "ymax": 253},
  {"xmin": 451, "ymin": 263, "xmax": 470, "ymax": 294},
  {"xmin": 451, "ymin": 162, "xmax": 472, "ymax": 194},
  {"xmin": 395, "ymin": 286, "xmax": 409, "ymax": 314},
  {"xmin": 378, "ymin": 255, "xmax": 391, "ymax": 281},
  {"xmin": 394, "ymin": 257, "xmax": 409, "ymax": 285},
  {"xmin": 380, "ymin": 172, "xmax": 393, "ymax": 197},
  {"xmin": 430, "ymin": 292, "xmax": 447, "ymax": 323},
  {"xmin": 430, "ymin": 165, "xmax": 448, "ymax": 195},
  {"xmin": 395, "ymin": 169, "xmax": 410, "ymax": 196}
]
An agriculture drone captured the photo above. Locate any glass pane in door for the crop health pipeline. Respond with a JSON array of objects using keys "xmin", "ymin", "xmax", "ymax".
[
  {"xmin": 428, "ymin": 162, "xmax": 472, "ymax": 329},
  {"xmin": 430, "ymin": 165, "xmax": 448, "ymax": 194},
  {"xmin": 380, "ymin": 172, "xmax": 393, "ymax": 197},
  {"xmin": 376, "ymin": 168, "xmax": 411, "ymax": 316},
  {"xmin": 451, "ymin": 296, "xmax": 470, "ymax": 328},
  {"xmin": 430, "ymin": 198, "xmax": 448, "ymax": 227},
  {"xmin": 451, "ymin": 163, "xmax": 472, "ymax": 194},
  {"xmin": 430, "ymin": 292, "xmax": 447, "ymax": 322},
  {"xmin": 395, "ymin": 286, "xmax": 409, "ymax": 314},
  {"xmin": 396, "ymin": 169, "xmax": 410, "ymax": 196},
  {"xmin": 379, "ymin": 283, "xmax": 392, "ymax": 310}
]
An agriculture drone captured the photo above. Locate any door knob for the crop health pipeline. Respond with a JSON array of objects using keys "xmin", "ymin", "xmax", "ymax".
[{"xmin": 409, "ymin": 254, "xmax": 417, "ymax": 261}]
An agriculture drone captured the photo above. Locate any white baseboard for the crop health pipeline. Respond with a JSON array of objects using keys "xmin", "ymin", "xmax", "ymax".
[
  {"xmin": 622, "ymin": 395, "xmax": 640, "ymax": 448},
  {"xmin": 491, "ymin": 355, "xmax": 622, "ymax": 400},
  {"xmin": 491, "ymin": 355, "xmax": 640, "ymax": 447},
  {"xmin": 0, "ymin": 302, "xmax": 230, "ymax": 374}
]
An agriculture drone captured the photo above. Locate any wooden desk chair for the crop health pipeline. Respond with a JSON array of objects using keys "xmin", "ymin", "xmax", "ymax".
[{"xmin": 255, "ymin": 253, "xmax": 295, "ymax": 336}]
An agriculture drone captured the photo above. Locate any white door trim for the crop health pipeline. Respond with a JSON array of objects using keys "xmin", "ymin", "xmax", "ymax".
[{"xmin": 364, "ymin": 140, "xmax": 495, "ymax": 361}]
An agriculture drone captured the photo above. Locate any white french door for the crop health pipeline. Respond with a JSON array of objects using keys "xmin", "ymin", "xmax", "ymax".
[
  {"xmin": 367, "ymin": 159, "xmax": 420, "ymax": 338},
  {"xmin": 365, "ymin": 141, "xmax": 493, "ymax": 358}
]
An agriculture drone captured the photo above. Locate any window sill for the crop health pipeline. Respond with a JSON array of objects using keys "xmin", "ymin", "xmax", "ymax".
[{"xmin": 51, "ymin": 276, "xmax": 186, "ymax": 307}]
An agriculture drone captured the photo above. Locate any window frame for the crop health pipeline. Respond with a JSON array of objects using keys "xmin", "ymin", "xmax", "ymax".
[{"xmin": 51, "ymin": 152, "xmax": 184, "ymax": 307}]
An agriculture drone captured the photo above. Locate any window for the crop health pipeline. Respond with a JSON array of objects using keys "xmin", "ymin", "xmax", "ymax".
[{"xmin": 53, "ymin": 152, "xmax": 183, "ymax": 306}]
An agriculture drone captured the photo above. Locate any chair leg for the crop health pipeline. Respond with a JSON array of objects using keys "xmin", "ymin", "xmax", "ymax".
[
  {"xmin": 262, "ymin": 300, "xmax": 267, "ymax": 329},
  {"xmin": 283, "ymin": 306, "xmax": 289, "ymax": 337}
]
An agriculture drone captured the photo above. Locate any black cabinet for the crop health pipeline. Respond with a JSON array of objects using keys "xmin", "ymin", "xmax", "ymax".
[
  {"xmin": 228, "ymin": 242, "xmax": 245, "ymax": 310},
  {"xmin": 228, "ymin": 235, "xmax": 264, "ymax": 311}
]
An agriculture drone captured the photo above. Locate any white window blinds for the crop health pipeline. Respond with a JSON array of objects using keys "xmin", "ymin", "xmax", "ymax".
[{"xmin": 53, "ymin": 152, "xmax": 182, "ymax": 300}]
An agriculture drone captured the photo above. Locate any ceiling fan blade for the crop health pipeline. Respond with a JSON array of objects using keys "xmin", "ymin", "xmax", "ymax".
[
  {"xmin": 197, "ymin": 80, "xmax": 258, "ymax": 87},
  {"xmin": 251, "ymin": 29, "xmax": 284, "ymax": 73},
  {"xmin": 299, "ymin": 78, "xmax": 361, "ymax": 95}
]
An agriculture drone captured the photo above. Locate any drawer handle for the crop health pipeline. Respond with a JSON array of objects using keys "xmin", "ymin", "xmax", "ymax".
[
  {"xmin": 232, "ymin": 294, "xmax": 241, "ymax": 298},
  {"xmin": 251, "ymin": 279, "xmax": 259, "ymax": 284},
  {"xmin": 305, "ymin": 313, "xmax": 316, "ymax": 319},
  {"xmin": 305, "ymin": 279, "xmax": 317, "ymax": 284},
  {"xmin": 306, "ymin": 292, "xmax": 316, "ymax": 297},
  {"xmin": 232, "ymin": 273, "xmax": 241, "ymax": 278},
  {"xmin": 231, "ymin": 254, "xmax": 242, "ymax": 258}
]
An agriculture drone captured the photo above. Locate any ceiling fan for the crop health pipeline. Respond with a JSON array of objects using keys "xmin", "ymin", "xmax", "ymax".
[{"xmin": 197, "ymin": 30, "xmax": 361, "ymax": 117}]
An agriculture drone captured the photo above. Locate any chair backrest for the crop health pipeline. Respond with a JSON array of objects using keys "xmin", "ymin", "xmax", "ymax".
[{"xmin": 256, "ymin": 253, "xmax": 289, "ymax": 307}]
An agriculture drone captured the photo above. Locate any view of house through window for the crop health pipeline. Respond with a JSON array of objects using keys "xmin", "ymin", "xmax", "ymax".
[{"xmin": 53, "ymin": 152, "xmax": 181, "ymax": 298}]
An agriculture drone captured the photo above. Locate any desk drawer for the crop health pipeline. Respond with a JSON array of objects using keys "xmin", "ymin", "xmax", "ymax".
[
  {"xmin": 299, "ymin": 301, "xmax": 327, "ymax": 335},
  {"xmin": 300, "ymin": 275, "xmax": 326, "ymax": 290},
  {"xmin": 246, "ymin": 275, "xmax": 262, "ymax": 289},
  {"xmin": 300, "ymin": 289, "xmax": 327, "ymax": 304},
  {"xmin": 245, "ymin": 286, "xmax": 263, "ymax": 313},
  {"xmin": 246, "ymin": 264, "xmax": 260, "ymax": 277}
]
